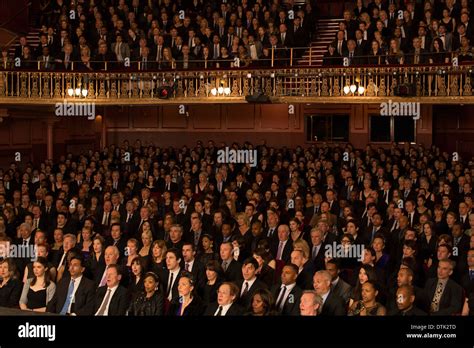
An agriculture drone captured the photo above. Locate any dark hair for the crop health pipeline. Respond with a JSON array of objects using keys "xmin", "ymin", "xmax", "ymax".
[
  {"xmin": 69, "ymin": 254, "xmax": 85, "ymax": 267},
  {"xmin": 242, "ymin": 257, "xmax": 259, "ymax": 269},
  {"xmin": 283, "ymin": 263, "xmax": 299, "ymax": 274},
  {"xmin": 166, "ymin": 248, "xmax": 182, "ymax": 261},
  {"xmin": 31, "ymin": 256, "xmax": 51, "ymax": 287},
  {"xmin": 206, "ymin": 260, "xmax": 223, "ymax": 277},
  {"xmin": 179, "ymin": 270, "xmax": 196, "ymax": 287},
  {"xmin": 250, "ymin": 288, "xmax": 274, "ymax": 315}
]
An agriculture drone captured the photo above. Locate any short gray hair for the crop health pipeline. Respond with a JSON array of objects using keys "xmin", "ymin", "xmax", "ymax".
[{"xmin": 302, "ymin": 290, "xmax": 323, "ymax": 315}]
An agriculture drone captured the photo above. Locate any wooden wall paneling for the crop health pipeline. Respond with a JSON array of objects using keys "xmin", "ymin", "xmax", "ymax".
[
  {"xmin": 260, "ymin": 104, "xmax": 289, "ymax": 129},
  {"xmin": 162, "ymin": 105, "xmax": 188, "ymax": 128},
  {"xmin": 191, "ymin": 105, "xmax": 221, "ymax": 129},
  {"xmin": 131, "ymin": 106, "xmax": 159, "ymax": 128},
  {"xmin": 105, "ymin": 106, "xmax": 130, "ymax": 128},
  {"xmin": 225, "ymin": 104, "xmax": 256, "ymax": 129}
]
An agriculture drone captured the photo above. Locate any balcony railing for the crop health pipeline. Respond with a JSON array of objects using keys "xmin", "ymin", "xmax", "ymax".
[{"xmin": 0, "ymin": 64, "xmax": 473, "ymax": 104}]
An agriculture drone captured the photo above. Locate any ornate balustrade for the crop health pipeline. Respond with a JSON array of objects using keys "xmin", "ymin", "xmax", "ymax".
[{"xmin": 0, "ymin": 65, "xmax": 473, "ymax": 105}]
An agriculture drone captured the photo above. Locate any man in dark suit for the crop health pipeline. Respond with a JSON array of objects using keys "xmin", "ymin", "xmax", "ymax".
[
  {"xmin": 160, "ymin": 174, "xmax": 179, "ymax": 194},
  {"xmin": 332, "ymin": 31, "xmax": 348, "ymax": 57},
  {"xmin": 204, "ymin": 282, "xmax": 244, "ymax": 316},
  {"xmin": 163, "ymin": 248, "xmax": 182, "ymax": 303},
  {"xmin": 15, "ymin": 223, "xmax": 36, "ymax": 278},
  {"xmin": 271, "ymin": 264, "xmax": 303, "ymax": 316},
  {"xmin": 326, "ymin": 259, "xmax": 352, "ymax": 304},
  {"xmin": 271, "ymin": 225, "xmax": 293, "ymax": 264},
  {"xmin": 105, "ymin": 223, "xmax": 127, "ymax": 261},
  {"xmin": 237, "ymin": 257, "xmax": 268, "ymax": 308},
  {"xmin": 407, "ymin": 37, "xmax": 428, "ymax": 65},
  {"xmin": 31, "ymin": 205, "xmax": 48, "ymax": 232},
  {"xmin": 94, "ymin": 264, "xmax": 129, "ymax": 316},
  {"xmin": 220, "ymin": 242, "xmax": 243, "ymax": 283},
  {"xmin": 182, "ymin": 243, "xmax": 206, "ymax": 290},
  {"xmin": 313, "ymin": 270, "xmax": 347, "ymax": 316},
  {"xmin": 309, "ymin": 228, "xmax": 327, "ymax": 272},
  {"xmin": 291, "ymin": 250, "xmax": 314, "ymax": 290},
  {"xmin": 424, "ymin": 259, "xmax": 464, "ymax": 315},
  {"xmin": 47, "ymin": 256, "xmax": 96, "ymax": 315}
]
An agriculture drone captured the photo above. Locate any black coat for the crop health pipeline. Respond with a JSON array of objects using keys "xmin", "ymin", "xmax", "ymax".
[
  {"xmin": 320, "ymin": 291, "xmax": 347, "ymax": 316},
  {"xmin": 168, "ymin": 295, "xmax": 205, "ymax": 316},
  {"xmin": 94, "ymin": 285, "xmax": 129, "ymax": 315},
  {"xmin": 47, "ymin": 275, "xmax": 96, "ymax": 315},
  {"xmin": 128, "ymin": 291, "xmax": 164, "ymax": 316},
  {"xmin": 237, "ymin": 278, "xmax": 268, "ymax": 309},
  {"xmin": 271, "ymin": 283, "xmax": 303, "ymax": 316},
  {"xmin": 423, "ymin": 278, "xmax": 464, "ymax": 315},
  {"xmin": 0, "ymin": 278, "xmax": 22, "ymax": 308}
]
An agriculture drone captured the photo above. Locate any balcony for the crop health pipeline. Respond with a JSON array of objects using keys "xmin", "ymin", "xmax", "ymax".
[{"xmin": 0, "ymin": 63, "xmax": 473, "ymax": 105}]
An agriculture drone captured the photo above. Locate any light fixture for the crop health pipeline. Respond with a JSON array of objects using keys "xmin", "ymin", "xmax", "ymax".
[
  {"xmin": 81, "ymin": 89, "xmax": 88, "ymax": 97},
  {"xmin": 350, "ymin": 84, "xmax": 357, "ymax": 93},
  {"xmin": 343, "ymin": 86, "xmax": 350, "ymax": 94},
  {"xmin": 67, "ymin": 88, "xmax": 74, "ymax": 97},
  {"xmin": 211, "ymin": 88, "xmax": 217, "ymax": 96},
  {"xmin": 246, "ymin": 73, "xmax": 252, "ymax": 79},
  {"xmin": 75, "ymin": 88, "xmax": 81, "ymax": 96},
  {"xmin": 358, "ymin": 86, "xmax": 365, "ymax": 94},
  {"xmin": 270, "ymin": 73, "xmax": 275, "ymax": 78},
  {"xmin": 224, "ymin": 87, "xmax": 231, "ymax": 95},
  {"xmin": 218, "ymin": 86, "xmax": 224, "ymax": 94}
]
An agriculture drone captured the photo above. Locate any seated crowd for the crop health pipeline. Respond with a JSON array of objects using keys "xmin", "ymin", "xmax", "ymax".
[
  {"xmin": 324, "ymin": 0, "xmax": 474, "ymax": 65},
  {"xmin": 0, "ymin": 140, "xmax": 473, "ymax": 316},
  {"xmin": 1, "ymin": 0, "xmax": 315, "ymax": 71}
]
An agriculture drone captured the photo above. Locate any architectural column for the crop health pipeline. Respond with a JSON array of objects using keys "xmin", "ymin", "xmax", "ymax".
[{"xmin": 46, "ymin": 118, "xmax": 56, "ymax": 160}]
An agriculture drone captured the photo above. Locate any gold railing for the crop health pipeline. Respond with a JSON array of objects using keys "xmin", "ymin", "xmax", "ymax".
[{"xmin": 0, "ymin": 65, "xmax": 473, "ymax": 104}]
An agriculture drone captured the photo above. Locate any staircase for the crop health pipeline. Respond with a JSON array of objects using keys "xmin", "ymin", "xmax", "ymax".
[
  {"xmin": 8, "ymin": 28, "xmax": 40, "ymax": 57},
  {"xmin": 298, "ymin": 18, "xmax": 342, "ymax": 67}
]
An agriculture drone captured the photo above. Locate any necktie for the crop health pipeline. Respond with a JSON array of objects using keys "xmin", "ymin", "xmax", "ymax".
[
  {"xmin": 127, "ymin": 214, "xmax": 131, "ymax": 223},
  {"xmin": 470, "ymin": 270, "xmax": 474, "ymax": 280},
  {"xmin": 268, "ymin": 228, "xmax": 274, "ymax": 238},
  {"xmin": 60, "ymin": 279, "xmax": 75, "ymax": 315},
  {"xmin": 167, "ymin": 273, "xmax": 174, "ymax": 300},
  {"xmin": 222, "ymin": 261, "xmax": 228, "ymax": 272},
  {"xmin": 185, "ymin": 263, "xmax": 190, "ymax": 271},
  {"xmin": 23, "ymin": 239, "xmax": 28, "ymax": 246},
  {"xmin": 242, "ymin": 282, "xmax": 249, "ymax": 297},
  {"xmin": 97, "ymin": 289, "xmax": 112, "ymax": 316},
  {"xmin": 34, "ymin": 219, "xmax": 38, "ymax": 229},
  {"xmin": 277, "ymin": 241, "xmax": 284, "ymax": 260},
  {"xmin": 99, "ymin": 267, "xmax": 108, "ymax": 287},
  {"xmin": 430, "ymin": 281, "xmax": 446, "ymax": 313},
  {"xmin": 215, "ymin": 305, "xmax": 223, "ymax": 316},
  {"xmin": 312, "ymin": 245, "xmax": 318, "ymax": 260},
  {"xmin": 276, "ymin": 285, "xmax": 287, "ymax": 310}
]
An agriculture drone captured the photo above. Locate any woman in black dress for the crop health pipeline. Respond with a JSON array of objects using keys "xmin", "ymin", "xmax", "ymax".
[
  {"xmin": 149, "ymin": 240, "xmax": 167, "ymax": 283},
  {"xmin": 367, "ymin": 40, "xmax": 383, "ymax": 65},
  {"xmin": 0, "ymin": 258, "xmax": 22, "ymax": 308},
  {"xmin": 19, "ymin": 257, "xmax": 56, "ymax": 312},
  {"xmin": 127, "ymin": 257, "xmax": 145, "ymax": 302},
  {"xmin": 197, "ymin": 234, "xmax": 219, "ymax": 266},
  {"xmin": 200, "ymin": 261, "xmax": 223, "ymax": 306},
  {"xmin": 86, "ymin": 235, "xmax": 106, "ymax": 281},
  {"xmin": 430, "ymin": 38, "xmax": 449, "ymax": 64},
  {"xmin": 322, "ymin": 45, "xmax": 342, "ymax": 66},
  {"xmin": 128, "ymin": 272, "xmax": 164, "ymax": 316},
  {"xmin": 168, "ymin": 271, "xmax": 205, "ymax": 316}
]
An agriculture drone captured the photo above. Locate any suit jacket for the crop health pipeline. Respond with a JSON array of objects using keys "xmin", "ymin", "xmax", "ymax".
[
  {"xmin": 271, "ymin": 283, "xmax": 303, "ymax": 316},
  {"xmin": 163, "ymin": 269, "xmax": 182, "ymax": 302},
  {"xmin": 94, "ymin": 285, "xmax": 129, "ymax": 316},
  {"xmin": 204, "ymin": 301, "xmax": 244, "ymax": 316},
  {"xmin": 270, "ymin": 239, "xmax": 293, "ymax": 264},
  {"xmin": 222, "ymin": 259, "xmax": 243, "ymax": 283},
  {"xmin": 423, "ymin": 277, "xmax": 464, "ymax": 315},
  {"xmin": 47, "ymin": 275, "xmax": 96, "ymax": 315},
  {"xmin": 331, "ymin": 277, "xmax": 352, "ymax": 303},
  {"xmin": 320, "ymin": 290, "xmax": 347, "ymax": 316},
  {"xmin": 111, "ymin": 42, "xmax": 131, "ymax": 60},
  {"xmin": 237, "ymin": 278, "xmax": 267, "ymax": 309}
]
